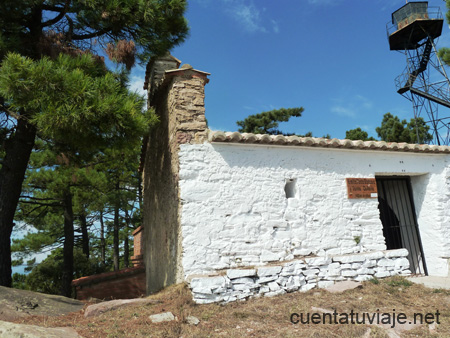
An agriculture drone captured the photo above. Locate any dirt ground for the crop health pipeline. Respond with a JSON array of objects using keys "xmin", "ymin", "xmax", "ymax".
[{"xmin": 10, "ymin": 276, "xmax": 450, "ymax": 338}]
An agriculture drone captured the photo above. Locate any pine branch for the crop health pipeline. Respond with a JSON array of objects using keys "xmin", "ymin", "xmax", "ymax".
[{"xmin": 41, "ymin": 0, "xmax": 71, "ymax": 27}]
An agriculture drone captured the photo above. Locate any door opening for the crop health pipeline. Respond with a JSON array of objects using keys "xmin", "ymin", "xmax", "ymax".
[{"xmin": 376, "ymin": 176, "xmax": 428, "ymax": 275}]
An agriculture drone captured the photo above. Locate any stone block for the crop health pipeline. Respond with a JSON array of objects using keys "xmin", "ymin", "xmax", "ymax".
[
  {"xmin": 261, "ymin": 252, "xmax": 280, "ymax": 262},
  {"xmin": 190, "ymin": 276, "xmax": 227, "ymax": 293},
  {"xmin": 355, "ymin": 275, "xmax": 373, "ymax": 282},
  {"xmin": 351, "ymin": 263, "xmax": 362, "ymax": 269},
  {"xmin": 265, "ymin": 289, "xmax": 286, "ymax": 297},
  {"xmin": 227, "ymin": 269, "xmax": 256, "ymax": 279},
  {"xmin": 375, "ymin": 271, "xmax": 391, "ymax": 278},
  {"xmin": 377, "ymin": 259, "xmax": 395, "ymax": 267},
  {"xmin": 257, "ymin": 266, "xmax": 282, "ymax": 277},
  {"xmin": 268, "ymin": 282, "xmax": 280, "ymax": 291},
  {"xmin": 318, "ymin": 281, "xmax": 334, "ymax": 288},
  {"xmin": 394, "ymin": 258, "xmax": 410, "ymax": 269},
  {"xmin": 304, "ymin": 257, "xmax": 332, "ymax": 266},
  {"xmin": 303, "ymin": 269, "xmax": 319, "ymax": 276},
  {"xmin": 332, "ymin": 254, "xmax": 366, "ymax": 263},
  {"xmin": 301, "ymin": 283, "xmax": 317, "ymax": 292},
  {"xmin": 341, "ymin": 270, "xmax": 358, "ymax": 277},
  {"xmin": 257, "ymin": 275, "xmax": 278, "ymax": 284},
  {"xmin": 362, "ymin": 260, "xmax": 377, "ymax": 268},
  {"xmin": 385, "ymin": 248, "xmax": 409, "ymax": 258},
  {"xmin": 231, "ymin": 277, "xmax": 255, "ymax": 284}
]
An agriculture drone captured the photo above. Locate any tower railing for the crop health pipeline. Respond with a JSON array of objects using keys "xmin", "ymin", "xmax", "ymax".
[{"xmin": 386, "ymin": 6, "xmax": 442, "ymax": 39}]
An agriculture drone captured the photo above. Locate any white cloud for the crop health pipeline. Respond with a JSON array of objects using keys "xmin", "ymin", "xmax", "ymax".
[
  {"xmin": 227, "ymin": 1, "xmax": 265, "ymax": 33},
  {"xmin": 331, "ymin": 106, "xmax": 356, "ymax": 117},
  {"xmin": 271, "ymin": 20, "xmax": 280, "ymax": 34},
  {"xmin": 197, "ymin": 0, "xmax": 276, "ymax": 33},
  {"xmin": 128, "ymin": 75, "xmax": 147, "ymax": 98},
  {"xmin": 331, "ymin": 94, "xmax": 374, "ymax": 118}
]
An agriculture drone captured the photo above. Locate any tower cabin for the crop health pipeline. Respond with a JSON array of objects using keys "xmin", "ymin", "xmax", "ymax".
[{"xmin": 388, "ymin": 1, "xmax": 443, "ymax": 50}]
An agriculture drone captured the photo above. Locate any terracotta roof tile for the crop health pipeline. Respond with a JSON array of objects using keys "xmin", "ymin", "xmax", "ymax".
[{"xmin": 208, "ymin": 131, "xmax": 450, "ymax": 154}]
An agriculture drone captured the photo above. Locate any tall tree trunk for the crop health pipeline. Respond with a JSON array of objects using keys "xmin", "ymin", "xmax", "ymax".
[
  {"xmin": 124, "ymin": 226, "xmax": 129, "ymax": 268},
  {"xmin": 99, "ymin": 210, "xmax": 105, "ymax": 267},
  {"xmin": 0, "ymin": 118, "xmax": 36, "ymax": 287},
  {"xmin": 113, "ymin": 179, "xmax": 120, "ymax": 271},
  {"xmin": 61, "ymin": 188, "xmax": 74, "ymax": 297},
  {"xmin": 113, "ymin": 201, "xmax": 120, "ymax": 271},
  {"xmin": 80, "ymin": 209, "xmax": 89, "ymax": 259},
  {"xmin": 123, "ymin": 208, "xmax": 132, "ymax": 268}
]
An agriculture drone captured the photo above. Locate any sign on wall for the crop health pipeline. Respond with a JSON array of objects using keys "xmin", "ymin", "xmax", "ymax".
[{"xmin": 346, "ymin": 178, "xmax": 378, "ymax": 199}]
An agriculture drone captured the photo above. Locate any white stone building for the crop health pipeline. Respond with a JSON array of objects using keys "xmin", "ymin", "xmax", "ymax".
[{"xmin": 141, "ymin": 56, "xmax": 450, "ymax": 303}]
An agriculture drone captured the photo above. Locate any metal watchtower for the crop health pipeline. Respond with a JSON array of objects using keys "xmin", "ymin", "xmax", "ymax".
[{"xmin": 387, "ymin": 1, "xmax": 450, "ymax": 145}]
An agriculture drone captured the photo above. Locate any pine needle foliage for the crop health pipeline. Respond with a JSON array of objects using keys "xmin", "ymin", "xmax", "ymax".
[{"xmin": 236, "ymin": 107, "xmax": 304, "ymax": 135}]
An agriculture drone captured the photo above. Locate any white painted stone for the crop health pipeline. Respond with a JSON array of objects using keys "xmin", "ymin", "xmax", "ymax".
[
  {"xmin": 375, "ymin": 271, "xmax": 391, "ymax": 278},
  {"xmin": 258, "ymin": 275, "xmax": 278, "ymax": 284},
  {"xmin": 265, "ymin": 289, "xmax": 286, "ymax": 297},
  {"xmin": 332, "ymin": 254, "xmax": 366, "ymax": 263},
  {"xmin": 394, "ymin": 258, "xmax": 410, "ymax": 269},
  {"xmin": 356, "ymin": 268, "xmax": 374, "ymax": 275},
  {"xmin": 378, "ymin": 259, "xmax": 395, "ymax": 267},
  {"xmin": 177, "ymin": 143, "xmax": 450, "ymax": 303},
  {"xmin": 268, "ymin": 282, "xmax": 280, "ymax": 291},
  {"xmin": 355, "ymin": 275, "xmax": 373, "ymax": 282},
  {"xmin": 341, "ymin": 270, "xmax": 358, "ymax": 277},
  {"xmin": 362, "ymin": 260, "xmax": 377, "ymax": 268},
  {"xmin": 351, "ymin": 263, "xmax": 362, "ymax": 269},
  {"xmin": 261, "ymin": 251, "xmax": 280, "ymax": 262},
  {"xmin": 318, "ymin": 281, "xmax": 335, "ymax": 288},
  {"xmin": 385, "ymin": 248, "xmax": 409, "ymax": 258},
  {"xmin": 231, "ymin": 277, "xmax": 254, "ymax": 284},
  {"xmin": 292, "ymin": 249, "xmax": 312, "ymax": 256},
  {"xmin": 190, "ymin": 276, "xmax": 227, "ymax": 292},
  {"xmin": 301, "ymin": 283, "xmax": 317, "ymax": 292},
  {"xmin": 227, "ymin": 269, "xmax": 256, "ymax": 279},
  {"xmin": 304, "ymin": 257, "xmax": 332, "ymax": 266},
  {"xmin": 303, "ymin": 269, "xmax": 319, "ymax": 276},
  {"xmin": 257, "ymin": 266, "xmax": 282, "ymax": 277}
]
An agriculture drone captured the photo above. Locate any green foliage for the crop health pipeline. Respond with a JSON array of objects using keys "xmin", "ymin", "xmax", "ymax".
[
  {"xmin": 345, "ymin": 127, "xmax": 376, "ymax": 141},
  {"xmin": 385, "ymin": 276, "xmax": 413, "ymax": 288},
  {"xmin": 0, "ymin": 53, "xmax": 156, "ymax": 157},
  {"xmin": 24, "ymin": 248, "xmax": 106, "ymax": 295},
  {"xmin": 375, "ymin": 113, "xmax": 432, "ymax": 144},
  {"xmin": 369, "ymin": 277, "xmax": 380, "ymax": 285},
  {"xmin": 0, "ymin": 0, "xmax": 188, "ymax": 61},
  {"xmin": 438, "ymin": 47, "xmax": 450, "ymax": 67},
  {"xmin": 236, "ymin": 107, "xmax": 304, "ymax": 135},
  {"xmin": 12, "ymin": 273, "xmax": 28, "ymax": 290}
]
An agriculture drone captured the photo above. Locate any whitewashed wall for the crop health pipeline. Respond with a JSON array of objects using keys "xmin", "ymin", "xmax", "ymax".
[{"xmin": 178, "ymin": 143, "xmax": 450, "ymax": 278}]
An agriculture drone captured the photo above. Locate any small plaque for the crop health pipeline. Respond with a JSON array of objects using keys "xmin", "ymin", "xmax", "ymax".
[{"xmin": 346, "ymin": 178, "xmax": 378, "ymax": 199}]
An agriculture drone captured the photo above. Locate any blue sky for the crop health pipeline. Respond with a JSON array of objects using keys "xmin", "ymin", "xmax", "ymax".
[{"xmin": 132, "ymin": 0, "xmax": 450, "ymax": 139}]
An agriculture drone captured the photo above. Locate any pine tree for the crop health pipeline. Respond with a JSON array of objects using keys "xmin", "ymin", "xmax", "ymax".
[
  {"xmin": 236, "ymin": 107, "xmax": 304, "ymax": 135},
  {"xmin": 345, "ymin": 128, "xmax": 376, "ymax": 141},
  {"xmin": 375, "ymin": 113, "xmax": 432, "ymax": 144},
  {"xmin": 0, "ymin": 0, "xmax": 187, "ymax": 287}
]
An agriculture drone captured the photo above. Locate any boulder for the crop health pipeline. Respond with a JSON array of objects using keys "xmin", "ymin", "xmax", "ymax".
[
  {"xmin": 84, "ymin": 298, "xmax": 160, "ymax": 318},
  {"xmin": 0, "ymin": 320, "xmax": 82, "ymax": 338}
]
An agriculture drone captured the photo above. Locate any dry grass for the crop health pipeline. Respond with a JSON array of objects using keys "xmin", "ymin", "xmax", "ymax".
[{"xmin": 13, "ymin": 277, "xmax": 450, "ymax": 338}]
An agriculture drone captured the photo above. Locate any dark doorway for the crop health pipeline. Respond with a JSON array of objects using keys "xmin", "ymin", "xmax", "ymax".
[{"xmin": 376, "ymin": 177, "xmax": 427, "ymax": 275}]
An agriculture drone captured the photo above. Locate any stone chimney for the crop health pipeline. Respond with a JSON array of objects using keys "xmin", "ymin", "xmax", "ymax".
[
  {"xmin": 144, "ymin": 53, "xmax": 181, "ymax": 106},
  {"xmin": 141, "ymin": 56, "xmax": 210, "ymax": 294}
]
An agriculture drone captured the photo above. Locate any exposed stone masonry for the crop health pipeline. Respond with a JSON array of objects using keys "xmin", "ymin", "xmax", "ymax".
[
  {"xmin": 190, "ymin": 249, "xmax": 410, "ymax": 304},
  {"xmin": 142, "ymin": 56, "xmax": 210, "ymax": 293}
]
